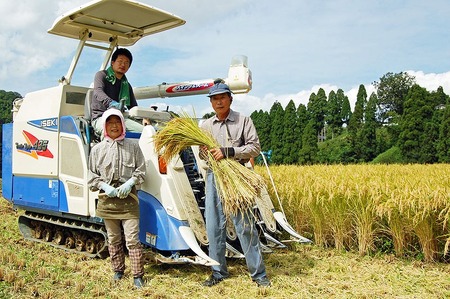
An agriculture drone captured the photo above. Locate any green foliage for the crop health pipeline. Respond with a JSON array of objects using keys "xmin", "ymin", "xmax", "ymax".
[
  {"xmin": 202, "ymin": 112, "xmax": 216, "ymax": 119},
  {"xmin": 298, "ymin": 120, "xmax": 318, "ymax": 164},
  {"xmin": 347, "ymin": 85, "xmax": 368, "ymax": 161},
  {"xmin": 338, "ymin": 89, "xmax": 352, "ymax": 126},
  {"xmin": 268, "ymin": 102, "xmax": 284, "ymax": 164},
  {"xmin": 0, "ymin": 90, "xmax": 20, "ymax": 125},
  {"xmin": 296, "ymin": 104, "xmax": 309, "ymax": 152},
  {"xmin": 316, "ymin": 131, "xmax": 354, "ymax": 164},
  {"xmin": 325, "ymin": 90, "xmax": 343, "ymax": 138},
  {"xmin": 251, "ymin": 110, "xmax": 271, "ymax": 151},
  {"xmin": 374, "ymin": 235, "xmax": 395, "ymax": 254},
  {"xmin": 371, "ymin": 146, "xmax": 404, "ymax": 164},
  {"xmin": 247, "ymin": 73, "xmax": 450, "ymax": 166},
  {"xmin": 358, "ymin": 93, "xmax": 379, "ymax": 162},
  {"xmin": 398, "ymin": 85, "xmax": 434, "ymax": 163},
  {"xmin": 438, "ymin": 102, "xmax": 450, "ymax": 162},
  {"xmin": 373, "ymin": 72, "xmax": 415, "ymax": 124},
  {"xmin": 307, "ymin": 89, "xmax": 327, "ymax": 132},
  {"xmin": 281, "ymin": 100, "xmax": 299, "ymax": 164}
]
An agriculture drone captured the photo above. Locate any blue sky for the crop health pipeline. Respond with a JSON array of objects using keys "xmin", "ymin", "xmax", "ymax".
[{"xmin": 1, "ymin": 0, "xmax": 450, "ymax": 117}]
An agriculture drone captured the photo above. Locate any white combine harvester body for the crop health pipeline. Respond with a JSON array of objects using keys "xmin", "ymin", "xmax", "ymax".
[{"xmin": 2, "ymin": 0, "xmax": 310, "ymax": 266}]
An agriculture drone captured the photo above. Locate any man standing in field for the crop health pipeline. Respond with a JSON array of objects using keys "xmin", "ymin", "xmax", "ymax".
[{"xmin": 200, "ymin": 83, "xmax": 271, "ymax": 287}]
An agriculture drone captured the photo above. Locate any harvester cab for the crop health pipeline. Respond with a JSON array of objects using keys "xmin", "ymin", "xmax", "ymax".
[{"xmin": 2, "ymin": 0, "xmax": 310, "ymax": 266}]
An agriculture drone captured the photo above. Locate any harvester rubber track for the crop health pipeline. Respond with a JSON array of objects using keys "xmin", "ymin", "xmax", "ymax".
[{"xmin": 18, "ymin": 211, "xmax": 108, "ymax": 258}]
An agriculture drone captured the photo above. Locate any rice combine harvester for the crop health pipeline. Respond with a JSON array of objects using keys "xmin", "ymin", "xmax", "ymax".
[{"xmin": 2, "ymin": 0, "xmax": 310, "ymax": 266}]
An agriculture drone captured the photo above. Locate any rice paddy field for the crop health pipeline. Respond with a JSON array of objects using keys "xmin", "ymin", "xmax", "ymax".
[
  {"xmin": 1, "ymin": 164, "xmax": 450, "ymax": 298},
  {"xmin": 255, "ymin": 164, "xmax": 450, "ymax": 262}
]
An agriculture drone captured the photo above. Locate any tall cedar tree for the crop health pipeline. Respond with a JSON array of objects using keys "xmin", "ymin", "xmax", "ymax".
[
  {"xmin": 422, "ymin": 87, "xmax": 448, "ymax": 163},
  {"xmin": 398, "ymin": 85, "xmax": 434, "ymax": 163},
  {"xmin": 269, "ymin": 101, "xmax": 284, "ymax": 164},
  {"xmin": 337, "ymin": 89, "xmax": 352, "ymax": 126},
  {"xmin": 282, "ymin": 100, "xmax": 299, "ymax": 164},
  {"xmin": 348, "ymin": 84, "xmax": 367, "ymax": 161},
  {"xmin": 359, "ymin": 92, "xmax": 378, "ymax": 161},
  {"xmin": 325, "ymin": 90, "xmax": 342, "ymax": 138},
  {"xmin": 438, "ymin": 91, "xmax": 450, "ymax": 162},
  {"xmin": 250, "ymin": 110, "xmax": 271, "ymax": 152},
  {"xmin": 307, "ymin": 89, "xmax": 327, "ymax": 133},
  {"xmin": 298, "ymin": 119, "xmax": 318, "ymax": 164},
  {"xmin": 296, "ymin": 103, "xmax": 309, "ymax": 156}
]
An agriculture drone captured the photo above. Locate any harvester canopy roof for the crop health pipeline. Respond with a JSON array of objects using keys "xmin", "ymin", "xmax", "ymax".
[{"xmin": 48, "ymin": 0, "xmax": 186, "ymax": 46}]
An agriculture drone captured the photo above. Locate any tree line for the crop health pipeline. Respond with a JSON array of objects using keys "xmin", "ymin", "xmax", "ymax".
[{"xmin": 249, "ymin": 72, "xmax": 450, "ymax": 165}]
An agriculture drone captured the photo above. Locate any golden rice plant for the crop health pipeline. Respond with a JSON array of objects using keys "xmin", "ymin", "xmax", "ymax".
[
  {"xmin": 406, "ymin": 172, "xmax": 442, "ymax": 261},
  {"xmin": 375, "ymin": 174, "xmax": 411, "ymax": 257},
  {"xmin": 308, "ymin": 192, "xmax": 329, "ymax": 247},
  {"xmin": 302, "ymin": 168, "xmax": 334, "ymax": 248},
  {"xmin": 153, "ymin": 114, "xmax": 265, "ymax": 216},
  {"xmin": 323, "ymin": 192, "xmax": 352, "ymax": 251},
  {"xmin": 314, "ymin": 168, "xmax": 353, "ymax": 250},
  {"xmin": 350, "ymin": 188, "xmax": 378, "ymax": 256},
  {"xmin": 379, "ymin": 165, "xmax": 445, "ymax": 261},
  {"xmin": 255, "ymin": 163, "xmax": 450, "ymax": 261},
  {"xmin": 376, "ymin": 201, "xmax": 412, "ymax": 257},
  {"xmin": 445, "ymin": 236, "xmax": 450, "ymax": 256},
  {"xmin": 374, "ymin": 165, "xmax": 419, "ymax": 257}
]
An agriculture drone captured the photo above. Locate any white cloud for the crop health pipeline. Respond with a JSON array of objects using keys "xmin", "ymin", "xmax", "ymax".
[
  {"xmin": 407, "ymin": 70, "xmax": 450, "ymax": 94},
  {"xmin": 0, "ymin": 0, "xmax": 79, "ymax": 88}
]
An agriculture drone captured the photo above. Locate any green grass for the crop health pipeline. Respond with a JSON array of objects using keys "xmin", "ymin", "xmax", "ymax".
[{"xmin": 0, "ymin": 199, "xmax": 449, "ymax": 298}]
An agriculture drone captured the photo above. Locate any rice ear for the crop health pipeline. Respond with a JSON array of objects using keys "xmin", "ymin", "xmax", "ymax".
[{"xmin": 153, "ymin": 113, "xmax": 265, "ymax": 216}]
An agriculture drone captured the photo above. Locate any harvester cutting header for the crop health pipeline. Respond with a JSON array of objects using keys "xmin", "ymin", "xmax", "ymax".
[{"xmin": 2, "ymin": 0, "xmax": 309, "ymax": 267}]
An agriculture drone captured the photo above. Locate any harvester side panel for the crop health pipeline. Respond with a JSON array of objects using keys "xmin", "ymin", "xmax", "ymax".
[
  {"xmin": 13, "ymin": 177, "xmax": 60, "ymax": 212},
  {"xmin": 2, "ymin": 123, "xmax": 13, "ymax": 201},
  {"xmin": 138, "ymin": 191, "xmax": 189, "ymax": 251},
  {"xmin": 12, "ymin": 87, "xmax": 61, "ymax": 177},
  {"xmin": 59, "ymin": 116, "xmax": 91, "ymax": 216}
]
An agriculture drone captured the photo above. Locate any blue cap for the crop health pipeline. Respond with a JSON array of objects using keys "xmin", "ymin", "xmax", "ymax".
[{"xmin": 208, "ymin": 83, "xmax": 233, "ymax": 97}]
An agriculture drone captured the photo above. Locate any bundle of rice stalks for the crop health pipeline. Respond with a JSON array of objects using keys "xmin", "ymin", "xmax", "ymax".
[{"xmin": 153, "ymin": 115, "xmax": 265, "ymax": 216}]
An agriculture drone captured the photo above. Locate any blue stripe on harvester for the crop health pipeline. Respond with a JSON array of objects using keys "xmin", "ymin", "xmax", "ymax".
[
  {"xmin": 138, "ymin": 191, "xmax": 189, "ymax": 251},
  {"xmin": 2, "ymin": 123, "xmax": 13, "ymax": 201}
]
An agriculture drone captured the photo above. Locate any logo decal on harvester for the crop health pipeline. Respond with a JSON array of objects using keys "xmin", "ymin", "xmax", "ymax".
[
  {"xmin": 166, "ymin": 82, "xmax": 213, "ymax": 93},
  {"xmin": 16, "ymin": 131, "xmax": 54, "ymax": 159},
  {"xmin": 27, "ymin": 118, "xmax": 58, "ymax": 132}
]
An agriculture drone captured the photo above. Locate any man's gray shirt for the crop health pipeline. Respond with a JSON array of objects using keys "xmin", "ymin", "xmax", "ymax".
[{"xmin": 200, "ymin": 109, "xmax": 260, "ymax": 161}]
